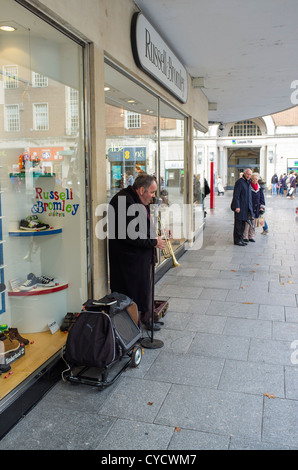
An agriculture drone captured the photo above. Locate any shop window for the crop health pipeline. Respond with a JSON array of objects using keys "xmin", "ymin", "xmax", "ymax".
[
  {"xmin": 5, "ymin": 104, "xmax": 20, "ymax": 131},
  {"xmin": 3, "ymin": 65, "xmax": 18, "ymax": 89},
  {"xmin": 159, "ymin": 100, "xmax": 186, "ymax": 254},
  {"xmin": 0, "ymin": 0, "xmax": 88, "ymax": 404},
  {"xmin": 33, "ymin": 103, "xmax": 49, "ymax": 131},
  {"xmin": 104, "ymin": 62, "xmax": 187, "ymax": 268}
]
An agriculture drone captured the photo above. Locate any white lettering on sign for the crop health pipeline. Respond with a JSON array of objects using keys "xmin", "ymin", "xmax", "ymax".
[{"xmin": 131, "ymin": 12, "xmax": 188, "ymax": 104}]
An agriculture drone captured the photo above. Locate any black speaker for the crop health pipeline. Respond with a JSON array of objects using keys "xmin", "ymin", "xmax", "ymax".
[{"xmin": 111, "ymin": 310, "xmax": 142, "ymax": 351}]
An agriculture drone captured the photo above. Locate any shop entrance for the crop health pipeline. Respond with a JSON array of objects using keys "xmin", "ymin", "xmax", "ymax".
[{"xmin": 227, "ymin": 147, "xmax": 260, "ymax": 188}]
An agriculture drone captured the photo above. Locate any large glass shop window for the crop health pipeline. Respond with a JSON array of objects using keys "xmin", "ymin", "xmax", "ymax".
[
  {"xmin": 159, "ymin": 101, "xmax": 186, "ymax": 254},
  {"xmin": 104, "ymin": 64, "xmax": 158, "ymax": 200},
  {"xmin": 104, "ymin": 63, "xmax": 186, "ymax": 267},
  {"xmin": 0, "ymin": 0, "xmax": 87, "ymax": 349}
]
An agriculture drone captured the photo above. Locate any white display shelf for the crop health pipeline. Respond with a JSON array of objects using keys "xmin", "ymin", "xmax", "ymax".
[{"xmin": 8, "ymin": 282, "xmax": 68, "ymax": 297}]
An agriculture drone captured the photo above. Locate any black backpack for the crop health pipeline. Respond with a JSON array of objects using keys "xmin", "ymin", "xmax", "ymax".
[
  {"xmin": 64, "ymin": 309, "xmax": 118, "ymax": 369},
  {"xmin": 64, "ymin": 292, "xmax": 141, "ymax": 369}
]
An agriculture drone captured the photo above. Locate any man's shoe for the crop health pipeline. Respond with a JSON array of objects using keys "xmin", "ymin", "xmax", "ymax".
[
  {"xmin": 234, "ymin": 242, "xmax": 246, "ymax": 246},
  {"xmin": 142, "ymin": 322, "xmax": 161, "ymax": 331},
  {"xmin": 249, "ymin": 239, "xmax": 255, "ymax": 242}
]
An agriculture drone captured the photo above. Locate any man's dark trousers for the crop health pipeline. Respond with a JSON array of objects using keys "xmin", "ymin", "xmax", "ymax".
[{"xmin": 234, "ymin": 216, "xmax": 246, "ymax": 244}]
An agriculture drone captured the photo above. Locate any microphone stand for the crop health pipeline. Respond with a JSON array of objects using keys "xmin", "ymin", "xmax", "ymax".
[
  {"xmin": 141, "ymin": 261, "xmax": 164, "ymax": 349},
  {"xmin": 141, "ymin": 200, "xmax": 164, "ymax": 349}
]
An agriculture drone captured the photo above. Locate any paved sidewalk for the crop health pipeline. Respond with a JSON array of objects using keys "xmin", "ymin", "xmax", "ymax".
[{"xmin": 1, "ymin": 191, "xmax": 298, "ymax": 450}]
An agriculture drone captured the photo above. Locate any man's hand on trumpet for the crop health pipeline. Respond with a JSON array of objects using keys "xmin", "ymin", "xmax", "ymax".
[{"xmin": 156, "ymin": 236, "xmax": 167, "ymax": 250}]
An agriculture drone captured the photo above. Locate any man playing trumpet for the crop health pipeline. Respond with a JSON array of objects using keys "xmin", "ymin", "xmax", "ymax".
[{"xmin": 108, "ymin": 173, "xmax": 166, "ymax": 331}]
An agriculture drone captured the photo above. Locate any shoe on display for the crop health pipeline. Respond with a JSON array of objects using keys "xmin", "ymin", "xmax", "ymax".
[
  {"xmin": 8, "ymin": 328, "xmax": 29, "ymax": 346},
  {"xmin": 37, "ymin": 275, "xmax": 56, "ymax": 287},
  {"xmin": 0, "ymin": 336, "xmax": 20, "ymax": 356},
  {"xmin": 19, "ymin": 273, "xmax": 38, "ymax": 291},
  {"xmin": 19, "ymin": 215, "xmax": 49, "ymax": 231},
  {"xmin": 60, "ymin": 312, "xmax": 79, "ymax": 332}
]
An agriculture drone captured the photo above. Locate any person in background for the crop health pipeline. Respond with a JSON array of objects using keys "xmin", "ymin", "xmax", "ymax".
[
  {"xmin": 243, "ymin": 172, "xmax": 265, "ymax": 242},
  {"xmin": 231, "ymin": 168, "xmax": 254, "ymax": 246},
  {"xmin": 217, "ymin": 176, "xmax": 224, "ymax": 196},
  {"xmin": 271, "ymin": 173, "xmax": 278, "ymax": 196}
]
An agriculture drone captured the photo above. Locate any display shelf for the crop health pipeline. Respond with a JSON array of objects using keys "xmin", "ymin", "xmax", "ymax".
[
  {"xmin": 8, "ymin": 282, "xmax": 68, "ymax": 297},
  {"xmin": 9, "ymin": 227, "xmax": 62, "ymax": 237},
  {"xmin": 0, "ymin": 330, "xmax": 67, "ymax": 401}
]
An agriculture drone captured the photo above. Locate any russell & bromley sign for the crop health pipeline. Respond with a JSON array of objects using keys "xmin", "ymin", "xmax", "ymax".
[{"xmin": 131, "ymin": 12, "xmax": 188, "ymax": 104}]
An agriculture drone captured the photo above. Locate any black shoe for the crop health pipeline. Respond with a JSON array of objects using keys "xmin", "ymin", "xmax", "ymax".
[
  {"xmin": 243, "ymin": 239, "xmax": 249, "ymax": 242},
  {"xmin": 142, "ymin": 322, "xmax": 161, "ymax": 331},
  {"xmin": 249, "ymin": 239, "xmax": 255, "ymax": 242},
  {"xmin": 234, "ymin": 242, "xmax": 246, "ymax": 246}
]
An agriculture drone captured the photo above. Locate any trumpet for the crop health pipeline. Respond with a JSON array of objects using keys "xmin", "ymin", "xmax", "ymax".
[{"xmin": 158, "ymin": 215, "xmax": 180, "ymax": 267}]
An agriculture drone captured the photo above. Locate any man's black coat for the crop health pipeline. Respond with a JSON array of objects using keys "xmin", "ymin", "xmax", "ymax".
[
  {"xmin": 231, "ymin": 176, "xmax": 255, "ymax": 220},
  {"xmin": 108, "ymin": 186, "xmax": 157, "ymax": 314}
]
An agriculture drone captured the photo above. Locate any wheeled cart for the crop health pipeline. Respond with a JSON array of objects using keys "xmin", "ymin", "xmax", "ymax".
[
  {"xmin": 62, "ymin": 293, "xmax": 143, "ymax": 390},
  {"xmin": 63, "ymin": 344, "xmax": 142, "ymax": 389}
]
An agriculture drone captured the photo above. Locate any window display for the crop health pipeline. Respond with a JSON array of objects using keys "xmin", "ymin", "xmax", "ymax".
[
  {"xmin": 104, "ymin": 62, "xmax": 187, "ymax": 268},
  {"xmin": 0, "ymin": 0, "xmax": 88, "ymax": 400}
]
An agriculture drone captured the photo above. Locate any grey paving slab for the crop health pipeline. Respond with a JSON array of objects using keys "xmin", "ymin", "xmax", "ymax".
[
  {"xmin": 218, "ymin": 359, "xmax": 285, "ymax": 398},
  {"xmin": 285, "ymin": 366, "xmax": 298, "ymax": 400},
  {"xmin": 155, "ymin": 384, "xmax": 263, "ymax": 441},
  {"xmin": 205, "ymin": 300, "xmax": 258, "ymax": 319},
  {"xmin": 0, "ymin": 401, "xmax": 115, "ymax": 450},
  {"xmin": 248, "ymin": 338, "xmax": 294, "ymax": 366},
  {"xmin": 188, "ymin": 332, "xmax": 250, "ymax": 360},
  {"xmin": 185, "ymin": 313, "xmax": 227, "ymax": 334},
  {"xmin": 168, "ymin": 428, "xmax": 229, "ymax": 450},
  {"xmin": 285, "ymin": 306, "xmax": 298, "ymax": 323},
  {"xmin": 258, "ymin": 304, "xmax": 285, "ymax": 321},
  {"xmin": 223, "ymin": 317, "xmax": 272, "ymax": 339},
  {"xmin": 262, "ymin": 398, "xmax": 298, "ymax": 448},
  {"xmin": 144, "ymin": 351, "xmax": 224, "ymax": 388},
  {"xmin": 98, "ymin": 376, "xmax": 171, "ymax": 423},
  {"xmin": 96, "ymin": 419, "xmax": 174, "ymax": 450}
]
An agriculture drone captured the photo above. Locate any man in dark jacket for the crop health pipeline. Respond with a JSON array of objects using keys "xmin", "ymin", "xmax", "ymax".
[
  {"xmin": 231, "ymin": 168, "xmax": 254, "ymax": 246},
  {"xmin": 108, "ymin": 174, "xmax": 166, "ymax": 329}
]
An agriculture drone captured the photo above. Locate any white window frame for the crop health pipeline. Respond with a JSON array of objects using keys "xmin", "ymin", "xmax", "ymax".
[
  {"xmin": 65, "ymin": 86, "xmax": 79, "ymax": 135},
  {"xmin": 3, "ymin": 65, "xmax": 18, "ymax": 89},
  {"xmin": 125, "ymin": 111, "xmax": 141, "ymax": 129},
  {"xmin": 4, "ymin": 104, "xmax": 20, "ymax": 132},
  {"xmin": 33, "ymin": 102, "xmax": 49, "ymax": 131},
  {"xmin": 32, "ymin": 72, "xmax": 48, "ymax": 88}
]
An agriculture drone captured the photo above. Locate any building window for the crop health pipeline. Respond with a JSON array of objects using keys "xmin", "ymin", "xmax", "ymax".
[
  {"xmin": 65, "ymin": 87, "xmax": 79, "ymax": 135},
  {"xmin": 33, "ymin": 103, "xmax": 49, "ymax": 130},
  {"xmin": 3, "ymin": 65, "xmax": 18, "ymax": 89},
  {"xmin": 125, "ymin": 111, "xmax": 141, "ymax": 129},
  {"xmin": 32, "ymin": 72, "xmax": 48, "ymax": 87},
  {"xmin": 229, "ymin": 120, "xmax": 262, "ymax": 136},
  {"xmin": 4, "ymin": 105, "xmax": 20, "ymax": 131}
]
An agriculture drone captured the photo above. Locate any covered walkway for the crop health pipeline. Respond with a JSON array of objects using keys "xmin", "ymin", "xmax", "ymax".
[{"xmin": 1, "ymin": 192, "xmax": 298, "ymax": 450}]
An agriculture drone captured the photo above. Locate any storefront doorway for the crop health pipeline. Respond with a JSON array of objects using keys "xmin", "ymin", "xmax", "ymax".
[{"xmin": 227, "ymin": 147, "xmax": 260, "ymax": 188}]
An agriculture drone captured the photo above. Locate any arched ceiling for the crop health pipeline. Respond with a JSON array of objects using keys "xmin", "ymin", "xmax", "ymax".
[{"xmin": 134, "ymin": 0, "xmax": 298, "ymax": 124}]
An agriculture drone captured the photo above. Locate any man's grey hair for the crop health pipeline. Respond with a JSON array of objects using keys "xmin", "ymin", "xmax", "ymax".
[{"xmin": 133, "ymin": 174, "xmax": 156, "ymax": 191}]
